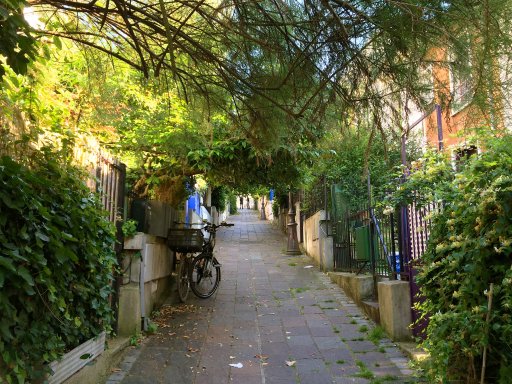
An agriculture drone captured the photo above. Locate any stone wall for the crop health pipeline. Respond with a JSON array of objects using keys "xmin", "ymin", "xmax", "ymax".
[{"xmin": 118, "ymin": 233, "xmax": 174, "ymax": 336}]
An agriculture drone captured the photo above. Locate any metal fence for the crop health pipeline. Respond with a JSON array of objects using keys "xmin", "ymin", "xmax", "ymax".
[
  {"xmin": 302, "ymin": 176, "xmax": 329, "ymax": 220},
  {"xmin": 400, "ymin": 201, "xmax": 439, "ymax": 337},
  {"xmin": 330, "ymin": 181, "xmax": 439, "ymax": 337},
  {"xmin": 331, "ymin": 183, "xmax": 438, "ymax": 275},
  {"xmin": 332, "ymin": 199, "xmax": 401, "ymax": 279}
]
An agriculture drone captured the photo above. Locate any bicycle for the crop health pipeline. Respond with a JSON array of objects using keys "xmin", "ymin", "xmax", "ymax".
[{"xmin": 167, "ymin": 221, "xmax": 234, "ymax": 302}]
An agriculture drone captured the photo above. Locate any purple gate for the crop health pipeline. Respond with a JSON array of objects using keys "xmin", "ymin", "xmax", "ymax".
[{"xmin": 400, "ymin": 201, "xmax": 439, "ymax": 338}]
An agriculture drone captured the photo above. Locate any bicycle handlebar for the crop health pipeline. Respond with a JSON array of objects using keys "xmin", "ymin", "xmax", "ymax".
[
  {"xmin": 173, "ymin": 221, "xmax": 234, "ymax": 230},
  {"xmin": 204, "ymin": 222, "xmax": 234, "ymax": 231}
]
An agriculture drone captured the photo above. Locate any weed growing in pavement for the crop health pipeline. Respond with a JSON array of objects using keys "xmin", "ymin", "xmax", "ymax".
[
  {"xmin": 288, "ymin": 262, "xmax": 297, "ymax": 266},
  {"xmin": 358, "ymin": 325, "xmax": 369, "ymax": 333},
  {"xmin": 350, "ymin": 319, "xmax": 358, "ymax": 325},
  {"xmin": 336, "ymin": 360, "xmax": 345, "ymax": 365},
  {"xmin": 290, "ymin": 287, "xmax": 309, "ymax": 298},
  {"xmin": 367, "ymin": 326, "xmax": 386, "ymax": 345},
  {"xmin": 354, "ymin": 360, "xmax": 374, "ymax": 379},
  {"xmin": 129, "ymin": 332, "xmax": 143, "ymax": 346},
  {"xmin": 370, "ymin": 374, "xmax": 399, "ymax": 384},
  {"xmin": 407, "ymin": 359, "xmax": 429, "ymax": 382},
  {"xmin": 378, "ymin": 346, "xmax": 386, "ymax": 353},
  {"xmin": 146, "ymin": 321, "xmax": 158, "ymax": 334},
  {"xmin": 323, "ymin": 299, "xmax": 335, "ymax": 303},
  {"xmin": 332, "ymin": 326, "xmax": 340, "ymax": 334}
]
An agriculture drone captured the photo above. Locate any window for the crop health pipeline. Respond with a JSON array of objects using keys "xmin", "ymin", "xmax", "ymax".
[
  {"xmin": 419, "ymin": 64, "xmax": 434, "ymax": 107},
  {"xmin": 449, "ymin": 37, "xmax": 474, "ymax": 115},
  {"xmin": 453, "ymin": 145, "xmax": 477, "ymax": 171}
]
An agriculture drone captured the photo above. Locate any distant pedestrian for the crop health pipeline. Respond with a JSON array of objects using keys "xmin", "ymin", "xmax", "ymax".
[
  {"xmin": 246, "ymin": 196, "xmax": 250, "ymax": 209},
  {"xmin": 239, "ymin": 196, "xmax": 243, "ymax": 209}
]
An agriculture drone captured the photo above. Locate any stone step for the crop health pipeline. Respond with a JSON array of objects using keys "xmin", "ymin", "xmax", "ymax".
[{"xmin": 361, "ymin": 299, "xmax": 380, "ymax": 324}]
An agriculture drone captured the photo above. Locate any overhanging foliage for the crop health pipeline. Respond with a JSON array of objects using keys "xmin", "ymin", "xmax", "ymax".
[{"xmin": 15, "ymin": 0, "xmax": 512, "ymax": 143}]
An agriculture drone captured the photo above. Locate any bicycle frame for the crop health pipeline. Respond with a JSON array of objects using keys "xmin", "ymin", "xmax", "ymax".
[{"xmin": 170, "ymin": 221, "xmax": 233, "ymax": 302}]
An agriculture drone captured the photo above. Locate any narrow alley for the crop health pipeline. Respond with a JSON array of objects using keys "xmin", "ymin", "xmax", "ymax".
[{"xmin": 107, "ymin": 210, "xmax": 418, "ymax": 384}]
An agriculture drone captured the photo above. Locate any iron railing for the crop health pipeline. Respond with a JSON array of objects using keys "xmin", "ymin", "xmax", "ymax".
[
  {"xmin": 332, "ymin": 201, "xmax": 401, "ymax": 279},
  {"xmin": 302, "ymin": 176, "xmax": 329, "ymax": 220}
]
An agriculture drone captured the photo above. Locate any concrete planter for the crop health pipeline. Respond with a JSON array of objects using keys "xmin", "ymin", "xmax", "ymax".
[
  {"xmin": 123, "ymin": 232, "xmax": 146, "ymax": 250},
  {"xmin": 48, "ymin": 332, "xmax": 106, "ymax": 384}
]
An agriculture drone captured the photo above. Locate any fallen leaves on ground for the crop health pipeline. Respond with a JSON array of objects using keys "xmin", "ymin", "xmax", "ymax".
[
  {"xmin": 254, "ymin": 354, "xmax": 269, "ymax": 361},
  {"xmin": 152, "ymin": 304, "xmax": 199, "ymax": 328}
]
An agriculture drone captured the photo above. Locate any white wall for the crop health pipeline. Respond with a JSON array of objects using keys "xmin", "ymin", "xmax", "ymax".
[{"xmin": 303, "ymin": 210, "xmax": 333, "ymax": 271}]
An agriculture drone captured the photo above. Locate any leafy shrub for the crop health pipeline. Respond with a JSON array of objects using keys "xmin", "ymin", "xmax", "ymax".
[
  {"xmin": 228, "ymin": 193, "xmax": 238, "ymax": 214},
  {"xmin": 397, "ymin": 135, "xmax": 512, "ymax": 383},
  {"xmin": 211, "ymin": 186, "xmax": 228, "ymax": 212},
  {"xmin": 0, "ymin": 153, "xmax": 117, "ymax": 383},
  {"xmin": 122, "ymin": 219, "xmax": 138, "ymax": 238},
  {"xmin": 303, "ymin": 129, "xmax": 412, "ymax": 211},
  {"xmin": 272, "ymin": 199, "xmax": 280, "ymax": 218}
]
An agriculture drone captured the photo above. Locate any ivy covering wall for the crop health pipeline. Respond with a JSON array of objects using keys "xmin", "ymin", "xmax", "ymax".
[{"xmin": 0, "ymin": 152, "xmax": 117, "ymax": 383}]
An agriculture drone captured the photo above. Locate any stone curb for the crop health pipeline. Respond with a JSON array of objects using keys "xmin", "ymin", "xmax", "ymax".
[{"xmin": 395, "ymin": 341, "xmax": 429, "ymax": 362}]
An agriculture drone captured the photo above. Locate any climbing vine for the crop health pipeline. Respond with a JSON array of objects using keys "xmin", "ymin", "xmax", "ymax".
[
  {"xmin": 394, "ymin": 133, "xmax": 512, "ymax": 383},
  {"xmin": 0, "ymin": 150, "xmax": 117, "ymax": 383}
]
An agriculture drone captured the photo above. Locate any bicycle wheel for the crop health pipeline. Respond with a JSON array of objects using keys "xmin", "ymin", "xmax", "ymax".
[
  {"xmin": 190, "ymin": 255, "xmax": 221, "ymax": 298},
  {"xmin": 176, "ymin": 254, "xmax": 191, "ymax": 303}
]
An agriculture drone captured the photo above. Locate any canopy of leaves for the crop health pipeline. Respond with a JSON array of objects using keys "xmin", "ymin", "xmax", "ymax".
[
  {"xmin": 17, "ymin": 0, "xmax": 512, "ymax": 151},
  {"xmin": 4, "ymin": 0, "xmax": 512, "ymax": 197}
]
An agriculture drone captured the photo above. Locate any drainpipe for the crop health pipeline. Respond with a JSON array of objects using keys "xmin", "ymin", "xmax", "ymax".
[
  {"xmin": 436, "ymin": 104, "xmax": 444, "ymax": 151},
  {"xmin": 139, "ymin": 240, "xmax": 147, "ymax": 331}
]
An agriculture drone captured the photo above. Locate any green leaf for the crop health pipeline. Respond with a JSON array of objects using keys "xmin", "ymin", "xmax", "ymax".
[
  {"xmin": 35, "ymin": 231, "xmax": 50, "ymax": 242},
  {"xmin": 55, "ymin": 246, "xmax": 78, "ymax": 263},
  {"xmin": 0, "ymin": 192, "xmax": 18, "ymax": 209},
  {"xmin": 53, "ymin": 36, "xmax": 62, "ymax": 50},
  {"xmin": 0, "ymin": 256, "xmax": 16, "ymax": 272},
  {"xmin": 17, "ymin": 267, "xmax": 34, "ymax": 286}
]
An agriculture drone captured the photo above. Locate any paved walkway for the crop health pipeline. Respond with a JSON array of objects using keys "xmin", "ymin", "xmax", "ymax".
[{"xmin": 107, "ymin": 210, "xmax": 419, "ymax": 384}]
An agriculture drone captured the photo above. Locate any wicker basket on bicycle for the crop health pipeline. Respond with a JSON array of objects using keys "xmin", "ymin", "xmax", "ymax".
[{"xmin": 167, "ymin": 228, "xmax": 204, "ymax": 253}]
